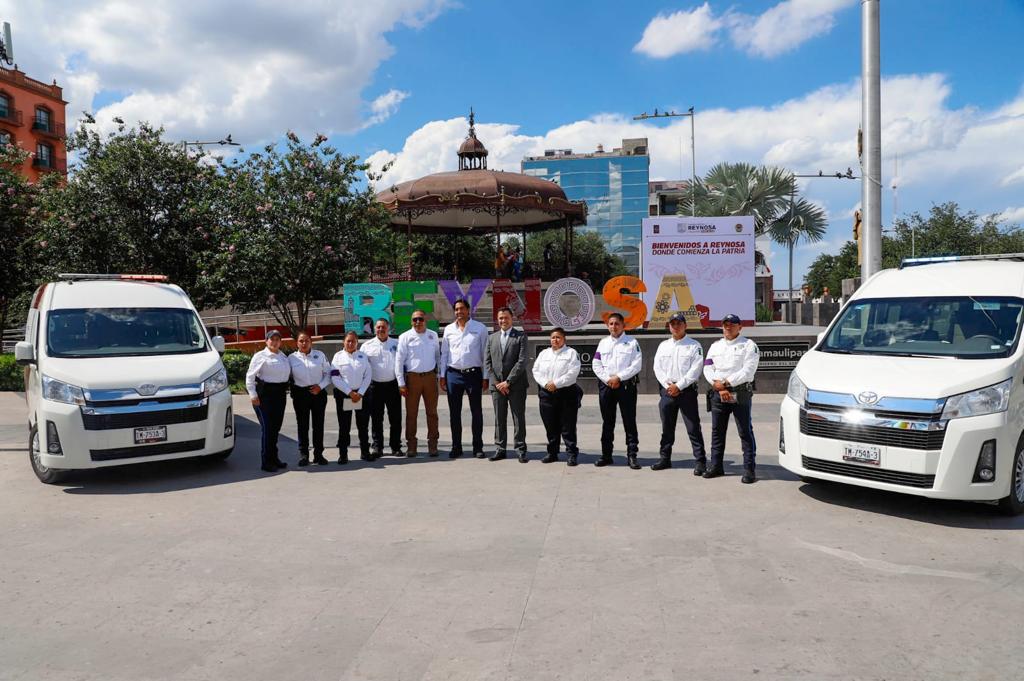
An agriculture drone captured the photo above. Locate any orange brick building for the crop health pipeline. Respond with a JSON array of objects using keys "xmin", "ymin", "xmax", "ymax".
[{"xmin": 0, "ymin": 65, "xmax": 67, "ymax": 182}]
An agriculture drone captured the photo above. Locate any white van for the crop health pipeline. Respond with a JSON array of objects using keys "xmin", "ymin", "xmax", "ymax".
[
  {"xmin": 779, "ymin": 255, "xmax": 1024, "ymax": 515},
  {"xmin": 14, "ymin": 274, "xmax": 234, "ymax": 483}
]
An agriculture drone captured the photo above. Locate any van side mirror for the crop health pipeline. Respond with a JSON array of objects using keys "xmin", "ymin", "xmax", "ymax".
[
  {"xmin": 14, "ymin": 341, "xmax": 36, "ymax": 365},
  {"xmin": 211, "ymin": 336, "xmax": 226, "ymax": 354}
]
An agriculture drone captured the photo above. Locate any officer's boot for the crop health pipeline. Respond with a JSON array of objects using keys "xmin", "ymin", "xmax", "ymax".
[
  {"xmin": 650, "ymin": 456, "xmax": 672, "ymax": 471},
  {"xmin": 337, "ymin": 449, "xmax": 349, "ymax": 465},
  {"xmin": 627, "ymin": 454, "xmax": 642, "ymax": 470},
  {"xmin": 567, "ymin": 451, "xmax": 578, "ymax": 467},
  {"xmin": 594, "ymin": 454, "xmax": 613, "ymax": 467},
  {"xmin": 298, "ymin": 451, "xmax": 310, "ymax": 467},
  {"xmin": 312, "ymin": 451, "xmax": 329, "ymax": 465}
]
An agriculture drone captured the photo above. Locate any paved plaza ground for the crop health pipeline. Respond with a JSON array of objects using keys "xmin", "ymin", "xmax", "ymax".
[{"xmin": 1, "ymin": 391, "xmax": 1022, "ymax": 680}]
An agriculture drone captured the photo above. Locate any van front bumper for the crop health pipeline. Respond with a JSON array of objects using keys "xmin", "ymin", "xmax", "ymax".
[
  {"xmin": 36, "ymin": 388, "xmax": 234, "ymax": 469},
  {"xmin": 778, "ymin": 396, "xmax": 1014, "ymax": 502}
]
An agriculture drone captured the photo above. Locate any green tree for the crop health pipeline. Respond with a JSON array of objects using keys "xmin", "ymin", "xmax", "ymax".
[
  {"xmin": 32, "ymin": 121, "xmax": 221, "ymax": 302},
  {"xmin": 803, "ymin": 202, "xmax": 1024, "ymax": 297},
  {"xmin": 201, "ymin": 131, "xmax": 392, "ymax": 336},
  {"xmin": 0, "ymin": 143, "xmax": 41, "ymax": 331}
]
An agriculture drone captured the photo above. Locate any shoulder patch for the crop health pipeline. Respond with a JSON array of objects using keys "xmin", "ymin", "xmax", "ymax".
[{"xmin": 704, "ymin": 359, "xmax": 714, "ymax": 366}]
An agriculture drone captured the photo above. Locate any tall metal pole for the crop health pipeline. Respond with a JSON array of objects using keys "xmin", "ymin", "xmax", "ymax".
[
  {"xmin": 689, "ymin": 107, "xmax": 696, "ymax": 217},
  {"xmin": 861, "ymin": 0, "xmax": 882, "ymax": 280}
]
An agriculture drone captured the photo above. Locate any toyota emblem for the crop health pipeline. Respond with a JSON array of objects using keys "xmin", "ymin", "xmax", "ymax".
[
  {"xmin": 137, "ymin": 383, "xmax": 158, "ymax": 397},
  {"xmin": 856, "ymin": 391, "xmax": 879, "ymax": 405}
]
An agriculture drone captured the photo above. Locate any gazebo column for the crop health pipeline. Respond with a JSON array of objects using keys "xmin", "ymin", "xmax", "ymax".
[
  {"xmin": 406, "ymin": 213, "xmax": 413, "ymax": 279},
  {"xmin": 495, "ymin": 210, "xmax": 502, "ymax": 269},
  {"xmin": 563, "ymin": 218, "xmax": 570, "ymax": 277}
]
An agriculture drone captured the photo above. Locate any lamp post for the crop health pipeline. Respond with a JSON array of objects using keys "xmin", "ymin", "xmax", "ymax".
[
  {"xmin": 786, "ymin": 169, "xmax": 858, "ymax": 323},
  {"xmin": 633, "ymin": 107, "xmax": 696, "ymax": 216},
  {"xmin": 182, "ymin": 134, "xmax": 239, "ymax": 153}
]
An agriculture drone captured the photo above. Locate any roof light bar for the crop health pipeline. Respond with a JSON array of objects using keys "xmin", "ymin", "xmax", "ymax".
[
  {"xmin": 58, "ymin": 273, "xmax": 170, "ymax": 282},
  {"xmin": 899, "ymin": 254, "xmax": 1024, "ymax": 269}
]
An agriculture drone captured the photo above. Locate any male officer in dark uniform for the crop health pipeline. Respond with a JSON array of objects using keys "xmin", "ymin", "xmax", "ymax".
[{"xmin": 703, "ymin": 313, "xmax": 760, "ymax": 483}]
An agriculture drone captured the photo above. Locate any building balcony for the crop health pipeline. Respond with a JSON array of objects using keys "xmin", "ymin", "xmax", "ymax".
[
  {"xmin": 32, "ymin": 120, "xmax": 65, "ymax": 138},
  {"xmin": 0, "ymin": 108, "xmax": 23, "ymax": 126},
  {"xmin": 32, "ymin": 156, "xmax": 67, "ymax": 173}
]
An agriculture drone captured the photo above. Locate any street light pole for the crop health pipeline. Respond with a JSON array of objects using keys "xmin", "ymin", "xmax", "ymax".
[
  {"xmin": 861, "ymin": 0, "xmax": 883, "ymax": 280},
  {"xmin": 633, "ymin": 108, "xmax": 696, "ymax": 216},
  {"xmin": 182, "ymin": 134, "xmax": 240, "ymax": 153}
]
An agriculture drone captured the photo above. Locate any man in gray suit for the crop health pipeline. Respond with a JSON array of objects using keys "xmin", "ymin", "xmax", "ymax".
[{"xmin": 485, "ymin": 306, "xmax": 529, "ymax": 462}]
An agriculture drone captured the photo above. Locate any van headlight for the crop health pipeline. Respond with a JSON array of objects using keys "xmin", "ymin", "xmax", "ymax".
[
  {"xmin": 941, "ymin": 378, "xmax": 1012, "ymax": 420},
  {"xmin": 202, "ymin": 368, "xmax": 229, "ymax": 397},
  {"xmin": 41, "ymin": 375, "xmax": 86, "ymax": 405},
  {"xmin": 787, "ymin": 371, "xmax": 808, "ymax": 406}
]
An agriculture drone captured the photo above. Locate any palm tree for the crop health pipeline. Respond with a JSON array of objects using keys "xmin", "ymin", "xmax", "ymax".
[{"xmin": 678, "ymin": 163, "xmax": 827, "ymax": 321}]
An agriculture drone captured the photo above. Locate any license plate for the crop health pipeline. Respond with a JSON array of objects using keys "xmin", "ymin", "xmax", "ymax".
[
  {"xmin": 134, "ymin": 426, "xmax": 167, "ymax": 444},
  {"xmin": 843, "ymin": 443, "xmax": 881, "ymax": 465}
]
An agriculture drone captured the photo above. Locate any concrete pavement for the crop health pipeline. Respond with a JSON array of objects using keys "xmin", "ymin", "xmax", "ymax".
[{"xmin": 0, "ymin": 391, "xmax": 1022, "ymax": 680}]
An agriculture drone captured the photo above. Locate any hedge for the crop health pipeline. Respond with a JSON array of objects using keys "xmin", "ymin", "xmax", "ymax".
[{"xmin": 0, "ymin": 354, "xmax": 24, "ymax": 391}]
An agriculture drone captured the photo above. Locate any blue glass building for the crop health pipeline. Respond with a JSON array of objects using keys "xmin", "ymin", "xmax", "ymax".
[{"xmin": 522, "ymin": 139, "xmax": 650, "ymax": 276}]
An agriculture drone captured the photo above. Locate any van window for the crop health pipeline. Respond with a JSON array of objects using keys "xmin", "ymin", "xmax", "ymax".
[
  {"xmin": 821, "ymin": 297, "xmax": 1023, "ymax": 359},
  {"xmin": 46, "ymin": 308, "xmax": 208, "ymax": 358}
]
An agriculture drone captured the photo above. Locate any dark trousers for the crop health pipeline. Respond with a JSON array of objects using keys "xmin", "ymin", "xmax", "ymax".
[
  {"xmin": 598, "ymin": 380, "xmax": 639, "ymax": 457},
  {"xmin": 658, "ymin": 386, "xmax": 706, "ymax": 461},
  {"xmin": 290, "ymin": 385, "xmax": 327, "ymax": 457},
  {"xmin": 366, "ymin": 379, "xmax": 402, "ymax": 452},
  {"xmin": 538, "ymin": 386, "xmax": 580, "ymax": 456},
  {"xmin": 491, "ymin": 384, "xmax": 527, "ymax": 455},
  {"xmin": 446, "ymin": 368, "xmax": 484, "ymax": 454},
  {"xmin": 334, "ymin": 388, "xmax": 370, "ymax": 454},
  {"xmin": 254, "ymin": 381, "xmax": 288, "ymax": 468},
  {"xmin": 709, "ymin": 393, "xmax": 757, "ymax": 470}
]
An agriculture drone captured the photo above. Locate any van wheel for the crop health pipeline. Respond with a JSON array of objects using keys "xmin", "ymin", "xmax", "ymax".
[
  {"xmin": 29, "ymin": 424, "xmax": 66, "ymax": 485},
  {"xmin": 998, "ymin": 444, "xmax": 1024, "ymax": 516}
]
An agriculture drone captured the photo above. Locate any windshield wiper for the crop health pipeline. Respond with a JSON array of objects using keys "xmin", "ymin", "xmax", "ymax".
[
  {"xmin": 820, "ymin": 347, "xmax": 852, "ymax": 354},
  {"xmin": 871, "ymin": 351, "xmax": 950, "ymax": 358}
]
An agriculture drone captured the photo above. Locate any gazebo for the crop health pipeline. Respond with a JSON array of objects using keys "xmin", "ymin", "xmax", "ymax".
[{"xmin": 376, "ymin": 109, "xmax": 588, "ymax": 278}]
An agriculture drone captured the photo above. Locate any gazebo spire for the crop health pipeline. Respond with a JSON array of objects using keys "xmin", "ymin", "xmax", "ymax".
[{"xmin": 458, "ymin": 106, "xmax": 488, "ymax": 171}]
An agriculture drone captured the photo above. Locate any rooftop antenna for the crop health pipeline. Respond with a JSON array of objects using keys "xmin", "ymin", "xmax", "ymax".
[{"xmin": 0, "ymin": 22, "xmax": 13, "ymax": 67}]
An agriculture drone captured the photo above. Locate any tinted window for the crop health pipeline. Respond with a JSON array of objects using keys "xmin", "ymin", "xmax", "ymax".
[{"xmin": 47, "ymin": 308, "xmax": 208, "ymax": 358}]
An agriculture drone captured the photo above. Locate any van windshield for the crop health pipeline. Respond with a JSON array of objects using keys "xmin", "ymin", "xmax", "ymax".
[
  {"xmin": 821, "ymin": 297, "xmax": 1024, "ymax": 359},
  {"xmin": 47, "ymin": 308, "xmax": 208, "ymax": 358}
]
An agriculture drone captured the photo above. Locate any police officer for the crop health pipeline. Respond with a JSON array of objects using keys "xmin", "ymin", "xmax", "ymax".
[
  {"xmin": 593, "ymin": 312, "xmax": 643, "ymax": 468},
  {"xmin": 330, "ymin": 331, "xmax": 372, "ymax": 464},
  {"xmin": 703, "ymin": 313, "xmax": 760, "ymax": 483},
  {"xmin": 440, "ymin": 298, "xmax": 489, "ymax": 458},
  {"xmin": 288, "ymin": 331, "xmax": 332, "ymax": 466},
  {"xmin": 361, "ymin": 318, "xmax": 403, "ymax": 458},
  {"xmin": 652, "ymin": 313, "xmax": 707, "ymax": 472},
  {"xmin": 245, "ymin": 329, "xmax": 292, "ymax": 473},
  {"xmin": 532, "ymin": 327, "xmax": 582, "ymax": 466}
]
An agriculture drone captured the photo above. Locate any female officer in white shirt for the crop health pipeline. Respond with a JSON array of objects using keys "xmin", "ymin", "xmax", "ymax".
[
  {"xmin": 330, "ymin": 331, "xmax": 373, "ymax": 465},
  {"xmin": 245, "ymin": 329, "xmax": 292, "ymax": 473},
  {"xmin": 531, "ymin": 327, "xmax": 583, "ymax": 466},
  {"xmin": 288, "ymin": 331, "xmax": 332, "ymax": 467}
]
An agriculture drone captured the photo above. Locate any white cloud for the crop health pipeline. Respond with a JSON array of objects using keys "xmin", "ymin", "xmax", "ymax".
[
  {"xmin": 363, "ymin": 89, "xmax": 410, "ymax": 129},
  {"xmin": 633, "ymin": 3, "xmax": 725, "ymax": 58},
  {"xmin": 636, "ymin": 0, "xmax": 857, "ymax": 60},
  {"xmin": 0, "ymin": 0, "xmax": 450, "ymax": 142},
  {"xmin": 994, "ymin": 207, "xmax": 1024, "ymax": 225},
  {"xmin": 729, "ymin": 0, "xmax": 856, "ymax": 58},
  {"xmin": 1000, "ymin": 166, "xmax": 1024, "ymax": 187}
]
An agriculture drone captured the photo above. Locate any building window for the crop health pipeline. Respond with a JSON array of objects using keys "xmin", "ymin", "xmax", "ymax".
[
  {"xmin": 0, "ymin": 130, "xmax": 11, "ymax": 146},
  {"xmin": 34, "ymin": 107, "xmax": 51, "ymax": 132},
  {"xmin": 0, "ymin": 93, "xmax": 9, "ymax": 119},
  {"xmin": 35, "ymin": 142, "xmax": 52, "ymax": 168}
]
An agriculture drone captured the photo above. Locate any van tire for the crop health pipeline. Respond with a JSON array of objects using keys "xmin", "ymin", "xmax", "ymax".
[
  {"xmin": 997, "ymin": 443, "xmax": 1024, "ymax": 516},
  {"xmin": 29, "ymin": 424, "xmax": 66, "ymax": 485}
]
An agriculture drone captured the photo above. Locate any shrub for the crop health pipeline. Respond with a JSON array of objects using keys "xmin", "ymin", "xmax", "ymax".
[
  {"xmin": 755, "ymin": 304, "xmax": 774, "ymax": 323},
  {"xmin": 221, "ymin": 350, "xmax": 253, "ymax": 394},
  {"xmin": 0, "ymin": 354, "xmax": 24, "ymax": 391}
]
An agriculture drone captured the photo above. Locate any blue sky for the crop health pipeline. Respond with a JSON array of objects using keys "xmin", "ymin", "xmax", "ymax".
[{"xmin": 4, "ymin": 0, "xmax": 1024, "ymax": 286}]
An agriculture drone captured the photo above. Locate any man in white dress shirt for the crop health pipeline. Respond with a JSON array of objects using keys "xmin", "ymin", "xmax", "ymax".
[
  {"xmin": 395, "ymin": 309, "xmax": 441, "ymax": 457},
  {"xmin": 652, "ymin": 313, "xmax": 707, "ymax": 472},
  {"xmin": 592, "ymin": 312, "xmax": 643, "ymax": 469},
  {"xmin": 440, "ymin": 298, "xmax": 489, "ymax": 458},
  {"xmin": 361, "ymin": 318, "xmax": 403, "ymax": 458},
  {"xmin": 703, "ymin": 313, "xmax": 760, "ymax": 483}
]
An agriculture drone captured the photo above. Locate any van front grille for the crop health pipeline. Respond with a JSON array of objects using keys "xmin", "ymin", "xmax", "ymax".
[
  {"xmin": 81, "ymin": 404, "xmax": 208, "ymax": 431},
  {"xmin": 799, "ymin": 409, "xmax": 945, "ymax": 450}
]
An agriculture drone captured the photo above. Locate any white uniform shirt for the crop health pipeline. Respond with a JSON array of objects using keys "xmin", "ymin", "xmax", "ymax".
[
  {"xmin": 361, "ymin": 336, "xmax": 399, "ymax": 383},
  {"xmin": 440, "ymin": 319, "xmax": 488, "ymax": 376},
  {"xmin": 395, "ymin": 328, "xmax": 441, "ymax": 388},
  {"xmin": 245, "ymin": 348, "xmax": 291, "ymax": 398},
  {"xmin": 532, "ymin": 346, "xmax": 582, "ymax": 389},
  {"xmin": 703, "ymin": 336, "xmax": 759, "ymax": 386},
  {"xmin": 287, "ymin": 349, "xmax": 332, "ymax": 390},
  {"xmin": 592, "ymin": 333, "xmax": 643, "ymax": 385},
  {"xmin": 330, "ymin": 349, "xmax": 372, "ymax": 396},
  {"xmin": 653, "ymin": 336, "xmax": 704, "ymax": 390}
]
